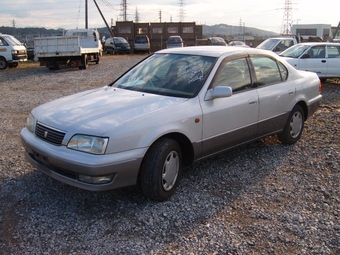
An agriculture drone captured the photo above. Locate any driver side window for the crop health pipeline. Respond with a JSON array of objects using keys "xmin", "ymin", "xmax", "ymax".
[{"xmin": 211, "ymin": 58, "xmax": 251, "ymax": 93}]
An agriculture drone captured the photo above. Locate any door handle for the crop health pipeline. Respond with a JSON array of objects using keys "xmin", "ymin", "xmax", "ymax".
[
  {"xmin": 248, "ymin": 99, "xmax": 258, "ymax": 105},
  {"xmin": 321, "ymin": 60, "xmax": 326, "ymax": 63},
  {"xmin": 288, "ymin": 89, "xmax": 295, "ymax": 95}
]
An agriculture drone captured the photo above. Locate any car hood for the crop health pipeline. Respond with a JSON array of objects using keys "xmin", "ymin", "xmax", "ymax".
[{"xmin": 33, "ymin": 86, "xmax": 188, "ymax": 136}]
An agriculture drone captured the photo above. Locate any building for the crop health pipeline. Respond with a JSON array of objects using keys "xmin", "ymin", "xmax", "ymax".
[
  {"xmin": 112, "ymin": 21, "xmax": 203, "ymax": 52},
  {"xmin": 291, "ymin": 24, "xmax": 332, "ymax": 40}
]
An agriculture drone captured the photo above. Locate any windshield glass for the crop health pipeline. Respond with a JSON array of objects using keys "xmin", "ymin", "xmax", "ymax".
[
  {"xmin": 3, "ymin": 35, "xmax": 23, "ymax": 46},
  {"xmin": 280, "ymin": 44, "xmax": 310, "ymax": 58},
  {"xmin": 114, "ymin": 37, "xmax": 127, "ymax": 44},
  {"xmin": 256, "ymin": 39, "xmax": 280, "ymax": 50},
  {"xmin": 112, "ymin": 53, "xmax": 216, "ymax": 98}
]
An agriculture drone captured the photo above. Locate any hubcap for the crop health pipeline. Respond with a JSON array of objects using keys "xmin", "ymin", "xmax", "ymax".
[
  {"xmin": 162, "ymin": 150, "xmax": 179, "ymax": 191},
  {"xmin": 289, "ymin": 111, "xmax": 302, "ymax": 138},
  {"xmin": 0, "ymin": 61, "xmax": 5, "ymax": 69}
]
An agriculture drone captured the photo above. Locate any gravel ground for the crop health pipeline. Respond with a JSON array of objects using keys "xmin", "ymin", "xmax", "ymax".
[{"xmin": 0, "ymin": 55, "xmax": 339, "ymax": 255}]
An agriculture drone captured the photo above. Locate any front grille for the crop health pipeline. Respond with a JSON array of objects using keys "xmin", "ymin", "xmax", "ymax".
[{"xmin": 35, "ymin": 123, "xmax": 66, "ymax": 145}]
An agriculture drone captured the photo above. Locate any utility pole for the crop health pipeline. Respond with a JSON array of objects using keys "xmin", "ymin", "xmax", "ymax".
[
  {"xmin": 178, "ymin": 0, "xmax": 185, "ymax": 22},
  {"xmin": 121, "ymin": 0, "xmax": 127, "ymax": 21},
  {"xmin": 135, "ymin": 7, "xmax": 140, "ymax": 23},
  {"xmin": 85, "ymin": 0, "xmax": 88, "ymax": 29},
  {"xmin": 280, "ymin": 0, "xmax": 293, "ymax": 35},
  {"xmin": 93, "ymin": 0, "xmax": 114, "ymax": 36}
]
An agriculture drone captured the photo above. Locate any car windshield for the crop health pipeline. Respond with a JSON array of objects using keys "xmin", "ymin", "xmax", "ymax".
[
  {"xmin": 112, "ymin": 53, "xmax": 216, "ymax": 98},
  {"xmin": 3, "ymin": 35, "xmax": 23, "ymax": 46},
  {"xmin": 256, "ymin": 39, "xmax": 279, "ymax": 50},
  {"xmin": 114, "ymin": 37, "xmax": 127, "ymax": 44},
  {"xmin": 280, "ymin": 44, "xmax": 310, "ymax": 58}
]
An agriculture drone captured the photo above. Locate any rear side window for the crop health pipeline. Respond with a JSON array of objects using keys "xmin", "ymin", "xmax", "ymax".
[
  {"xmin": 250, "ymin": 56, "xmax": 288, "ymax": 86},
  {"xmin": 327, "ymin": 45, "xmax": 340, "ymax": 58}
]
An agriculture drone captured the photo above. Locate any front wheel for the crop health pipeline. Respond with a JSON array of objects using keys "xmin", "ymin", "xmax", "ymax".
[
  {"xmin": 140, "ymin": 138, "xmax": 181, "ymax": 201},
  {"xmin": 278, "ymin": 105, "xmax": 305, "ymax": 144},
  {"xmin": 0, "ymin": 57, "xmax": 8, "ymax": 70}
]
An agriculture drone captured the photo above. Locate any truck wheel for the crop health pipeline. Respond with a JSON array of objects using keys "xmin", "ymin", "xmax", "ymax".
[
  {"xmin": 0, "ymin": 57, "xmax": 8, "ymax": 70},
  {"xmin": 95, "ymin": 54, "xmax": 100, "ymax": 64},
  {"xmin": 80, "ymin": 55, "xmax": 88, "ymax": 69}
]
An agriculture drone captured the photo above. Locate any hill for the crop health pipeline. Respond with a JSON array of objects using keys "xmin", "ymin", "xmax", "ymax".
[{"xmin": 203, "ymin": 24, "xmax": 279, "ymax": 38}]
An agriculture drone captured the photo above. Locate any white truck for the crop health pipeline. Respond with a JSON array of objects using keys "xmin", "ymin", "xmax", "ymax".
[
  {"xmin": 256, "ymin": 37, "xmax": 299, "ymax": 54},
  {"xmin": 34, "ymin": 29, "xmax": 102, "ymax": 70},
  {"xmin": 0, "ymin": 33, "xmax": 27, "ymax": 70}
]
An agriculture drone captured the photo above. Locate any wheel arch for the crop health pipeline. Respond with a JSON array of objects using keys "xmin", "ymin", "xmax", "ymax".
[
  {"xmin": 296, "ymin": 100, "xmax": 308, "ymax": 121},
  {"xmin": 141, "ymin": 132, "xmax": 194, "ymax": 167}
]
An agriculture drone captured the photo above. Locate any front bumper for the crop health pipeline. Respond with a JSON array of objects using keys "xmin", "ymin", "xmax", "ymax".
[{"xmin": 21, "ymin": 128, "xmax": 145, "ymax": 191}]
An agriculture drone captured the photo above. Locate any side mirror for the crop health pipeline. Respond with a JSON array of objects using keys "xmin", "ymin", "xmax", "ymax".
[
  {"xmin": 205, "ymin": 86, "xmax": 233, "ymax": 100},
  {"xmin": 301, "ymin": 54, "xmax": 310, "ymax": 59}
]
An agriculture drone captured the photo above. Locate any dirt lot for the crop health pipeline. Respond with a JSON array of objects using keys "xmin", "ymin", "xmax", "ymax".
[{"xmin": 0, "ymin": 55, "xmax": 339, "ymax": 254}]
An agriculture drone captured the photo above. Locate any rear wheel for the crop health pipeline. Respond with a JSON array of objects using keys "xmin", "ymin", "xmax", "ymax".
[
  {"xmin": 0, "ymin": 57, "xmax": 8, "ymax": 70},
  {"xmin": 278, "ymin": 105, "xmax": 304, "ymax": 144},
  {"xmin": 79, "ymin": 54, "xmax": 88, "ymax": 70},
  {"xmin": 140, "ymin": 138, "xmax": 181, "ymax": 201}
]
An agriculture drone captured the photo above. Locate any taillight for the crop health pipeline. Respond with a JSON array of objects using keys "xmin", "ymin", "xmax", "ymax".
[{"xmin": 319, "ymin": 80, "xmax": 322, "ymax": 93}]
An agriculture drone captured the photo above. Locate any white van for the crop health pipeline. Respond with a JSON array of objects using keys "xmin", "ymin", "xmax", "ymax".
[{"xmin": 0, "ymin": 33, "xmax": 27, "ymax": 69}]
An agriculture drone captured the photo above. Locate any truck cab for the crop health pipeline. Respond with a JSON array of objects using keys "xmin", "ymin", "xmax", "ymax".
[
  {"xmin": 0, "ymin": 33, "xmax": 27, "ymax": 69},
  {"xmin": 256, "ymin": 37, "xmax": 298, "ymax": 54}
]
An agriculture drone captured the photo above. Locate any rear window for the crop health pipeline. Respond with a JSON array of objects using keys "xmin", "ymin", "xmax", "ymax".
[
  {"xmin": 135, "ymin": 36, "xmax": 148, "ymax": 43},
  {"xmin": 168, "ymin": 37, "xmax": 182, "ymax": 44}
]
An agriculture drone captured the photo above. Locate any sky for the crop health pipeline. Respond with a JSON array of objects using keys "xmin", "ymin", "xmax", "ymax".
[{"xmin": 0, "ymin": 0, "xmax": 339, "ymax": 33}]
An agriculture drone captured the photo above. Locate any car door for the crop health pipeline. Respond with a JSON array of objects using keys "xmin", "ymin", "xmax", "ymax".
[
  {"xmin": 200, "ymin": 56, "xmax": 259, "ymax": 158},
  {"xmin": 325, "ymin": 44, "xmax": 340, "ymax": 77},
  {"xmin": 250, "ymin": 55, "xmax": 296, "ymax": 136},
  {"xmin": 297, "ymin": 45, "xmax": 328, "ymax": 77}
]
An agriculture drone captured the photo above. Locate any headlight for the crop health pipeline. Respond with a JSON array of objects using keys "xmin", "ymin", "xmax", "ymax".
[
  {"xmin": 67, "ymin": 135, "xmax": 108, "ymax": 155},
  {"xmin": 26, "ymin": 113, "xmax": 36, "ymax": 133},
  {"xmin": 11, "ymin": 50, "xmax": 19, "ymax": 54}
]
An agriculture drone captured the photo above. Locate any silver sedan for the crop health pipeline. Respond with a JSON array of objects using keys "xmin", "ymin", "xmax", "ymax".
[{"xmin": 21, "ymin": 46, "xmax": 322, "ymax": 201}]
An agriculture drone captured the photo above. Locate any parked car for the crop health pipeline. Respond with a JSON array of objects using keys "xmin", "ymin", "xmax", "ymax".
[
  {"xmin": 104, "ymin": 37, "xmax": 130, "ymax": 54},
  {"xmin": 133, "ymin": 35, "xmax": 150, "ymax": 53},
  {"xmin": 21, "ymin": 46, "xmax": 322, "ymax": 201},
  {"xmin": 166, "ymin": 35, "xmax": 184, "ymax": 48},
  {"xmin": 0, "ymin": 33, "xmax": 27, "ymax": 69},
  {"xmin": 208, "ymin": 37, "xmax": 227, "ymax": 46},
  {"xmin": 257, "ymin": 37, "xmax": 298, "ymax": 53},
  {"xmin": 279, "ymin": 42, "xmax": 340, "ymax": 80},
  {"xmin": 228, "ymin": 40, "xmax": 249, "ymax": 47}
]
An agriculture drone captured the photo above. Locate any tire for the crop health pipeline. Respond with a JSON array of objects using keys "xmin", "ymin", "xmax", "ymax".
[
  {"xmin": 8, "ymin": 62, "xmax": 18, "ymax": 68},
  {"xmin": 140, "ymin": 138, "xmax": 181, "ymax": 201},
  {"xmin": 278, "ymin": 105, "xmax": 304, "ymax": 144},
  {"xmin": 0, "ymin": 57, "xmax": 8, "ymax": 70},
  {"xmin": 80, "ymin": 54, "xmax": 88, "ymax": 69}
]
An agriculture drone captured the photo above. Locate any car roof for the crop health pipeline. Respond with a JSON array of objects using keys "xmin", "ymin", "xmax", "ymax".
[
  {"xmin": 156, "ymin": 46, "xmax": 277, "ymax": 58},
  {"xmin": 295, "ymin": 42, "xmax": 340, "ymax": 46}
]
